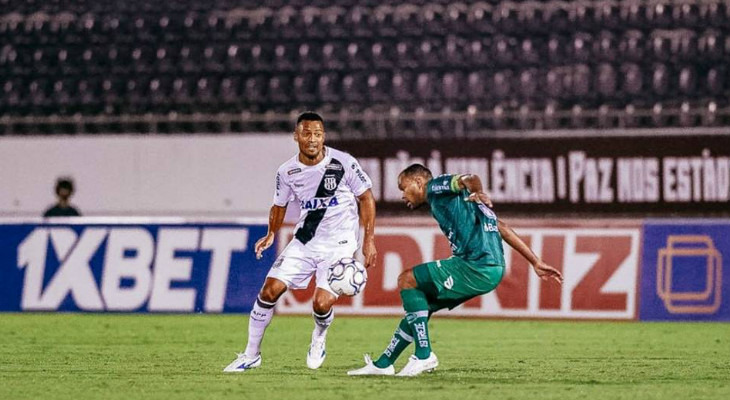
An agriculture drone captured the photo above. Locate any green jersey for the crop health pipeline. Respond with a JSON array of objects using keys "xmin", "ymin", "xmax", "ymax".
[{"xmin": 426, "ymin": 174, "xmax": 505, "ymax": 266}]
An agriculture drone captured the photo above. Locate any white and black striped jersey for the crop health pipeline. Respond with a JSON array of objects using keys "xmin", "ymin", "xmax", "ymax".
[{"xmin": 273, "ymin": 146, "xmax": 372, "ymax": 252}]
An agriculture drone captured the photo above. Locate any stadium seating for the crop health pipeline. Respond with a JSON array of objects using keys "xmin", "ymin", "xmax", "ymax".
[{"xmin": 0, "ymin": 0, "xmax": 729, "ymax": 135}]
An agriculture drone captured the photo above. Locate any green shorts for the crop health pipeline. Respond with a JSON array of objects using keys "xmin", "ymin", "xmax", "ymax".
[{"xmin": 413, "ymin": 257, "xmax": 505, "ymax": 312}]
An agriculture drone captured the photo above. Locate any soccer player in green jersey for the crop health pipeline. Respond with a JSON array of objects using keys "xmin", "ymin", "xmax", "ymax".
[{"xmin": 348, "ymin": 163, "xmax": 563, "ymax": 377}]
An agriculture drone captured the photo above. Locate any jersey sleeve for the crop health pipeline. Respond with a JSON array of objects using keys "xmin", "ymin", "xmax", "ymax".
[
  {"xmin": 427, "ymin": 174, "xmax": 462, "ymax": 197},
  {"xmin": 272, "ymin": 169, "xmax": 293, "ymax": 207},
  {"xmin": 345, "ymin": 157, "xmax": 372, "ymax": 197}
]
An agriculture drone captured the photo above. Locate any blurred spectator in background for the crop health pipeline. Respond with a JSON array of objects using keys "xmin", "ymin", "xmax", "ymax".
[{"xmin": 43, "ymin": 177, "xmax": 81, "ymax": 217}]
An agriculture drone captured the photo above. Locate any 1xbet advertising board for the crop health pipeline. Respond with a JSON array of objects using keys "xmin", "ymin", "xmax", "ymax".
[
  {"xmin": 640, "ymin": 220, "xmax": 730, "ymax": 321},
  {"xmin": 0, "ymin": 222, "xmax": 272, "ymax": 313}
]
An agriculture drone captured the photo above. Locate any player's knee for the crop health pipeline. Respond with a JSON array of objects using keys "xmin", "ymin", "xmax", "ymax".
[
  {"xmin": 312, "ymin": 295, "xmax": 335, "ymax": 315},
  {"xmin": 259, "ymin": 288, "xmax": 282, "ymax": 303},
  {"xmin": 397, "ymin": 270, "xmax": 418, "ymax": 290},
  {"xmin": 259, "ymin": 279, "xmax": 286, "ymax": 303}
]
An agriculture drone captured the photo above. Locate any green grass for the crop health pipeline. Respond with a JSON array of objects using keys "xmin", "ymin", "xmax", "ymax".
[{"xmin": 0, "ymin": 314, "xmax": 728, "ymax": 400}]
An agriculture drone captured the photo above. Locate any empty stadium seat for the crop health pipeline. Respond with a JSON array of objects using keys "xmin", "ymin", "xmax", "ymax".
[
  {"xmin": 491, "ymin": 70, "xmax": 513, "ymax": 101},
  {"xmin": 370, "ymin": 41, "xmax": 394, "ymax": 69},
  {"xmin": 467, "ymin": 2, "xmax": 495, "ymax": 34},
  {"xmin": 569, "ymin": 32, "xmax": 593, "ymax": 63},
  {"xmin": 594, "ymin": 31, "xmax": 618, "ymax": 62},
  {"xmin": 341, "ymin": 72, "xmax": 366, "ymax": 103},
  {"xmin": 293, "ymin": 73, "xmax": 317, "ymax": 104},
  {"xmin": 391, "ymin": 71, "xmax": 414, "ymax": 103},
  {"xmin": 317, "ymin": 72, "xmax": 340, "ymax": 103},
  {"xmin": 651, "ymin": 63, "xmax": 671, "ymax": 96},
  {"xmin": 647, "ymin": 1, "xmax": 673, "ymax": 29},
  {"xmin": 517, "ymin": 69, "xmax": 539, "ymax": 100},
  {"xmin": 705, "ymin": 66, "xmax": 725, "ymax": 95},
  {"xmin": 441, "ymin": 71, "xmax": 462, "ymax": 102},
  {"xmin": 621, "ymin": 63, "xmax": 644, "ymax": 96},
  {"xmin": 466, "ymin": 71, "xmax": 487, "ymax": 103},
  {"xmin": 595, "ymin": 63, "xmax": 617, "ymax": 98},
  {"xmin": 321, "ymin": 41, "xmax": 346, "ymax": 70},
  {"xmin": 492, "ymin": 35, "xmax": 517, "ymax": 66},
  {"xmin": 595, "ymin": 0, "xmax": 621, "ymax": 30},
  {"xmin": 678, "ymin": 66, "xmax": 697, "ymax": 96},
  {"xmin": 366, "ymin": 72, "xmax": 390, "ymax": 102}
]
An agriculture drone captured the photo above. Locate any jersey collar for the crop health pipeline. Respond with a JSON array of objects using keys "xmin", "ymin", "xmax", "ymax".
[{"xmin": 297, "ymin": 146, "xmax": 330, "ymax": 168}]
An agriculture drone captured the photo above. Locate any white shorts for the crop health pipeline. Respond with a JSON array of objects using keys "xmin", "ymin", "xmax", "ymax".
[{"xmin": 267, "ymin": 239, "xmax": 357, "ymax": 296}]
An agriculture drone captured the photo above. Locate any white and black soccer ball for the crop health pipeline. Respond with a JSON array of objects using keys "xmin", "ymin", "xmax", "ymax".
[{"xmin": 327, "ymin": 258, "xmax": 367, "ymax": 296}]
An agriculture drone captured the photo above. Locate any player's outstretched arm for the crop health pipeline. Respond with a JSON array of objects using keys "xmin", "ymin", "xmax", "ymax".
[
  {"xmin": 497, "ymin": 220, "xmax": 563, "ymax": 284},
  {"xmin": 357, "ymin": 189, "xmax": 377, "ymax": 269},
  {"xmin": 255, "ymin": 204, "xmax": 287, "ymax": 260},
  {"xmin": 458, "ymin": 174, "xmax": 493, "ymax": 207}
]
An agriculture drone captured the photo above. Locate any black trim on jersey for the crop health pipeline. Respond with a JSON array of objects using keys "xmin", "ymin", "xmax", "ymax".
[{"xmin": 295, "ymin": 158, "xmax": 345, "ymax": 245}]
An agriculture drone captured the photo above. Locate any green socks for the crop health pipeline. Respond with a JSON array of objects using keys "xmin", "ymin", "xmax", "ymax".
[
  {"xmin": 373, "ymin": 289, "xmax": 433, "ymax": 367},
  {"xmin": 374, "ymin": 318, "xmax": 413, "ymax": 368},
  {"xmin": 400, "ymin": 289, "xmax": 432, "ymax": 360}
]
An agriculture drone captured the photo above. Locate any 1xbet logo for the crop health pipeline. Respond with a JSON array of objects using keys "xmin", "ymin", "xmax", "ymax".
[{"xmin": 17, "ymin": 227, "xmax": 248, "ymax": 312}]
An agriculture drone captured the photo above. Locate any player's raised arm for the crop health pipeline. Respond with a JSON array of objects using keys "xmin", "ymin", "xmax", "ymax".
[
  {"xmin": 357, "ymin": 189, "xmax": 377, "ymax": 269},
  {"xmin": 457, "ymin": 174, "xmax": 493, "ymax": 207},
  {"xmin": 255, "ymin": 204, "xmax": 287, "ymax": 260},
  {"xmin": 497, "ymin": 219, "xmax": 563, "ymax": 284}
]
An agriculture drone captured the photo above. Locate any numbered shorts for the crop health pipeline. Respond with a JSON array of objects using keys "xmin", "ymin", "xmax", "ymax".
[
  {"xmin": 413, "ymin": 256, "xmax": 505, "ymax": 312},
  {"xmin": 267, "ymin": 239, "xmax": 357, "ymax": 296}
]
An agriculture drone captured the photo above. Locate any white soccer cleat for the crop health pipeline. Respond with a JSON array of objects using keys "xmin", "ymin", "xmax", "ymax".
[
  {"xmin": 395, "ymin": 353, "xmax": 439, "ymax": 377},
  {"xmin": 223, "ymin": 353, "xmax": 262, "ymax": 373},
  {"xmin": 306, "ymin": 336, "xmax": 327, "ymax": 369},
  {"xmin": 347, "ymin": 354, "xmax": 395, "ymax": 376}
]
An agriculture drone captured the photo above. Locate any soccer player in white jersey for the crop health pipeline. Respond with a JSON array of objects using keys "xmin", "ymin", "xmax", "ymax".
[{"xmin": 224, "ymin": 111, "xmax": 377, "ymax": 372}]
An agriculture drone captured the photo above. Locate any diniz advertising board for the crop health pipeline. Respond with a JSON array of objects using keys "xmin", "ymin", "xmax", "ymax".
[
  {"xmin": 276, "ymin": 220, "xmax": 642, "ymax": 320},
  {"xmin": 330, "ymin": 135, "xmax": 730, "ymax": 214}
]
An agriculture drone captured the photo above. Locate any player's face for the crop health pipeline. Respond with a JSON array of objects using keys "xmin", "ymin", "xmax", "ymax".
[
  {"xmin": 294, "ymin": 120, "xmax": 325, "ymax": 161},
  {"xmin": 398, "ymin": 174, "xmax": 427, "ymax": 210}
]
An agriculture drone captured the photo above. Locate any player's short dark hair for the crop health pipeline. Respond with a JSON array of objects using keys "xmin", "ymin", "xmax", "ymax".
[
  {"xmin": 55, "ymin": 177, "xmax": 74, "ymax": 195},
  {"xmin": 296, "ymin": 111, "xmax": 324, "ymax": 126},
  {"xmin": 400, "ymin": 164, "xmax": 433, "ymax": 180}
]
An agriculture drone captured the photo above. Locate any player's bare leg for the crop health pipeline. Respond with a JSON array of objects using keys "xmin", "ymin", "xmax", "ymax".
[
  {"xmin": 223, "ymin": 278, "xmax": 287, "ymax": 372},
  {"xmin": 307, "ymin": 288, "xmax": 337, "ymax": 369}
]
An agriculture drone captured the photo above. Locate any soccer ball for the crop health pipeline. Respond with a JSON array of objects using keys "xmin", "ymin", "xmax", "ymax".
[{"xmin": 327, "ymin": 258, "xmax": 367, "ymax": 296}]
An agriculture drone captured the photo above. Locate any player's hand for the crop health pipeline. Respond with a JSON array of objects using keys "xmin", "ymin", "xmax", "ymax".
[
  {"xmin": 362, "ymin": 238, "xmax": 377, "ymax": 269},
  {"xmin": 533, "ymin": 261, "xmax": 563, "ymax": 284},
  {"xmin": 466, "ymin": 191, "xmax": 493, "ymax": 208},
  {"xmin": 255, "ymin": 233, "xmax": 275, "ymax": 260}
]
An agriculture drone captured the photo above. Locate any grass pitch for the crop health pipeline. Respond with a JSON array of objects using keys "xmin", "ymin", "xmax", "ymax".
[{"xmin": 0, "ymin": 314, "xmax": 728, "ymax": 400}]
